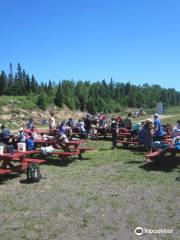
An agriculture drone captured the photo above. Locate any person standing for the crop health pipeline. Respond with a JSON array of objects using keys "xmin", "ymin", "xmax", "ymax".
[
  {"xmin": 49, "ymin": 112, "xmax": 56, "ymax": 130},
  {"xmin": 124, "ymin": 113, "xmax": 132, "ymax": 130},
  {"xmin": 153, "ymin": 113, "xmax": 164, "ymax": 141},
  {"xmin": 111, "ymin": 118, "xmax": 119, "ymax": 149},
  {"xmin": 140, "ymin": 119, "xmax": 153, "ymax": 153},
  {"xmin": 84, "ymin": 114, "xmax": 92, "ymax": 134}
]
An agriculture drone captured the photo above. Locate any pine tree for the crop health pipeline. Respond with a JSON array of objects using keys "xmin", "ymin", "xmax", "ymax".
[
  {"xmin": 36, "ymin": 94, "xmax": 47, "ymax": 110},
  {"xmin": 54, "ymin": 83, "xmax": 64, "ymax": 107},
  {"xmin": 0, "ymin": 71, "xmax": 7, "ymax": 95},
  {"xmin": 31, "ymin": 75, "xmax": 37, "ymax": 93},
  {"xmin": 87, "ymin": 97, "xmax": 96, "ymax": 114},
  {"xmin": 26, "ymin": 74, "xmax": 31, "ymax": 93}
]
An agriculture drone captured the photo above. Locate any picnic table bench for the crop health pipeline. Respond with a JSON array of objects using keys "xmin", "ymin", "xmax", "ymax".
[
  {"xmin": 62, "ymin": 140, "xmax": 89, "ymax": 151},
  {"xmin": 28, "ymin": 149, "xmax": 79, "ymax": 160},
  {"xmin": 0, "ymin": 168, "xmax": 13, "ymax": 175},
  {"xmin": 144, "ymin": 145, "xmax": 180, "ymax": 162},
  {"xmin": 50, "ymin": 151, "xmax": 79, "ymax": 159},
  {"xmin": 117, "ymin": 140, "xmax": 140, "ymax": 146},
  {"xmin": 76, "ymin": 147, "xmax": 96, "ymax": 159},
  {"xmin": 50, "ymin": 147, "xmax": 95, "ymax": 160}
]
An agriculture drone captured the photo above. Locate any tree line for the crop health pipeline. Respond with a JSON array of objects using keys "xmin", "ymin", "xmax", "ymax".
[{"xmin": 0, "ymin": 63, "xmax": 180, "ymax": 114}]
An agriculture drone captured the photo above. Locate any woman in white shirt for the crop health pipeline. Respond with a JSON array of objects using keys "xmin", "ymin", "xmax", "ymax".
[{"xmin": 49, "ymin": 113, "xmax": 56, "ymax": 129}]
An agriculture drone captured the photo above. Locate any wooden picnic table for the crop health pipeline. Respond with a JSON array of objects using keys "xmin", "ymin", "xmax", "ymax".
[
  {"xmin": 35, "ymin": 129, "xmax": 49, "ymax": 135},
  {"xmin": 0, "ymin": 150, "xmax": 45, "ymax": 174},
  {"xmin": 24, "ymin": 129, "xmax": 49, "ymax": 135},
  {"xmin": 51, "ymin": 139, "xmax": 95, "ymax": 159},
  {"xmin": 144, "ymin": 145, "xmax": 180, "ymax": 162},
  {"xmin": 64, "ymin": 140, "xmax": 89, "ymax": 151},
  {"xmin": 118, "ymin": 132, "xmax": 132, "ymax": 137},
  {"xmin": 34, "ymin": 139, "xmax": 48, "ymax": 147}
]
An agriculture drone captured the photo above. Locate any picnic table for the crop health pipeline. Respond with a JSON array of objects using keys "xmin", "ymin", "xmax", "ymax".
[
  {"xmin": 64, "ymin": 140, "xmax": 89, "ymax": 151},
  {"xmin": 53, "ymin": 139, "xmax": 95, "ymax": 159},
  {"xmin": 24, "ymin": 129, "xmax": 50, "ymax": 135},
  {"xmin": 144, "ymin": 145, "xmax": 180, "ymax": 162},
  {"xmin": 117, "ymin": 131, "xmax": 140, "ymax": 147},
  {"xmin": 34, "ymin": 139, "xmax": 48, "ymax": 147},
  {"xmin": 0, "ymin": 150, "xmax": 46, "ymax": 175}
]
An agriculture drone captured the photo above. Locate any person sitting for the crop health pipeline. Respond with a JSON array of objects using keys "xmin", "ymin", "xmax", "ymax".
[
  {"xmin": 175, "ymin": 137, "xmax": 180, "ymax": 150},
  {"xmin": 67, "ymin": 118, "xmax": 75, "ymax": 128},
  {"xmin": 76, "ymin": 119, "xmax": 86, "ymax": 132},
  {"xmin": 55, "ymin": 129, "xmax": 69, "ymax": 150},
  {"xmin": 176, "ymin": 120, "xmax": 180, "ymax": 130},
  {"xmin": 0, "ymin": 125, "xmax": 11, "ymax": 144},
  {"xmin": 16, "ymin": 128, "xmax": 26, "ymax": 143},
  {"xmin": 131, "ymin": 122, "xmax": 142, "ymax": 140},
  {"xmin": 26, "ymin": 118, "xmax": 35, "ymax": 131},
  {"xmin": 75, "ymin": 119, "xmax": 88, "ymax": 139},
  {"xmin": 117, "ymin": 116, "xmax": 125, "ymax": 128},
  {"xmin": 58, "ymin": 121, "xmax": 69, "ymax": 135},
  {"xmin": 99, "ymin": 118, "xmax": 106, "ymax": 128},
  {"xmin": 164, "ymin": 123, "xmax": 173, "ymax": 135},
  {"xmin": 99, "ymin": 113, "xmax": 106, "ymax": 127},
  {"xmin": 124, "ymin": 113, "xmax": 132, "ymax": 130},
  {"xmin": 25, "ymin": 132, "xmax": 36, "ymax": 150},
  {"xmin": 12, "ymin": 128, "xmax": 27, "ymax": 150}
]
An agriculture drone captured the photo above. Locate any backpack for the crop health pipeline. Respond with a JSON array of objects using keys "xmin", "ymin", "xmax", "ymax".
[{"xmin": 27, "ymin": 163, "xmax": 41, "ymax": 183}]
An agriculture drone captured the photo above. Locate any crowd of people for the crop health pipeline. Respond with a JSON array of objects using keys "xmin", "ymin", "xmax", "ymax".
[{"xmin": 0, "ymin": 111, "xmax": 180, "ymax": 153}]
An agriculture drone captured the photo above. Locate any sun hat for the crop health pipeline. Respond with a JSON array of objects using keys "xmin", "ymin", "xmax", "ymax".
[
  {"xmin": 146, "ymin": 119, "xmax": 153, "ymax": 123},
  {"xmin": 154, "ymin": 113, "xmax": 159, "ymax": 118}
]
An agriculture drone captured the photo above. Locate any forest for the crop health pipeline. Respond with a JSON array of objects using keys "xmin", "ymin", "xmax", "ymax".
[{"xmin": 0, "ymin": 63, "xmax": 180, "ymax": 114}]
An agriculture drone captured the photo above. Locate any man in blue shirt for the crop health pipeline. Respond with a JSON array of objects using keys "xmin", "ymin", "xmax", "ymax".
[
  {"xmin": 153, "ymin": 114, "xmax": 164, "ymax": 141},
  {"xmin": 0, "ymin": 125, "xmax": 11, "ymax": 144}
]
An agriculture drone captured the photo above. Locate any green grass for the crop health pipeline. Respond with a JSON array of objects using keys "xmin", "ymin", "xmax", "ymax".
[
  {"xmin": 0, "ymin": 95, "xmax": 37, "ymax": 110},
  {"xmin": 162, "ymin": 114, "xmax": 180, "ymax": 125},
  {"xmin": 0, "ymin": 140, "xmax": 179, "ymax": 239}
]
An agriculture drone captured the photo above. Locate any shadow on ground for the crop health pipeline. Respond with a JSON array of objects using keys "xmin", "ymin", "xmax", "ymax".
[
  {"xmin": 139, "ymin": 155, "xmax": 180, "ymax": 172},
  {"xmin": 0, "ymin": 173, "xmax": 20, "ymax": 184}
]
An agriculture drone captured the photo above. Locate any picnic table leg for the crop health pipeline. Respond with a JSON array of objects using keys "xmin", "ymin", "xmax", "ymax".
[
  {"xmin": 1, "ymin": 159, "xmax": 14, "ymax": 169},
  {"xmin": 171, "ymin": 150, "xmax": 176, "ymax": 157},
  {"xmin": 78, "ymin": 151, "xmax": 83, "ymax": 160}
]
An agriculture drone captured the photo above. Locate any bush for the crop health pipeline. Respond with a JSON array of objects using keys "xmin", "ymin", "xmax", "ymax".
[{"xmin": 36, "ymin": 94, "xmax": 47, "ymax": 110}]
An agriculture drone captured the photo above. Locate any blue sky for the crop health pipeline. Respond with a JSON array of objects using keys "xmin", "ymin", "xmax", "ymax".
[{"xmin": 0, "ymin": 0, "xmax": 180, "ymax": 90}]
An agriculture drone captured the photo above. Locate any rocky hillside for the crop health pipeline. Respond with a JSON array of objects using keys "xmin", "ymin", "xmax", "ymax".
[{"xmin": 0, "ymin": 97, "xmax": 84, "ymax": 129}]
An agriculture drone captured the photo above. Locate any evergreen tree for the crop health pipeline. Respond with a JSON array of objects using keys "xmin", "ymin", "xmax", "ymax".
[
  {"xmin": 54, "ymin": 83, "xmax": 64, "ymax": 107},
  {"xmin": 87, "ymin": 97, "xmax": 96, "ymax": 114},
  {"xmin": 31, "ymin": 75, "xmax": 37, "ymax": 93},
  {"xmin": 25, "ymin": 74, "xmax": 31, "ymax": 93},
  {"xmin": 36, "ymin": 94, "xmax": 47, "ymax": 110},
  {"xmin": 0, "ymin": 71, "xmax": 7, "ymax": 95}
]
